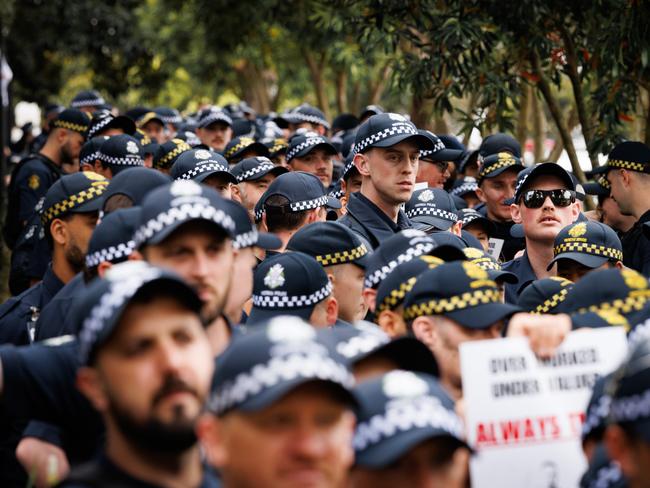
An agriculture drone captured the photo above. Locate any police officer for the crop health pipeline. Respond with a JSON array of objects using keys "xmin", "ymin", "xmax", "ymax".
[
  {"xmin": 101, "ymin": 167, "xmax": 171, "ymax": 214},
  {"xmin": 405, "ymin": 187, "xmax": 462, "ymax": 235},
  {"xmin": 451, "ymin": 176, "xmax": 480, "ymax": 208},
  {"xmin": 350, "ymin": 370, "xmax": 470, "ymax": 488},
  {"xmin": 375, "ymin": 255, "xmax": 443, "ymax": 337},
  {"xmin": 0, "ymin": 172, "xmax": 108, "ymax": 345},
  {"xmin": 91, "ymin": 134, "xmax": 145, "ymax": 179},
  {"xmin": 338, "ymin": 113, "xmax": 434, "ymax": 248},
  {"xmin": 171, "ymin": 148, "xmax": 237, "ymax": 198},
  {"xmin": 35, "ymin": 207, "xmax": 142, "ymax": 341},
  {"xmin": 230, "ymin": 156, "xmax": 288, "ymax": 220},
  {"xmin": 280, "ymin": 103, "xmax": 331, "ymax": 136},
  {"xmin": 287, "ymin": 221, "xmax": 371, "ymax": 323},
  {"xmin": 3, "ymin": 108, "xmax": 90, "ymax": 250},
  {"xmin": 503, "ymin": 163, "xmax": 579, "ymax": 303},
  {"xmin": 416, "ymin": 130, "xmax": 462, "ymax": 189},
  {"xmin": 285, "ymin": 131, "xmax": 339, "ymax": 189},
  {"xmin": 474, "ymin": 151, "xmax": 525, "ymax": 261},
  {"xmin": 247, "ymin": 251, "xmax": 338, "ymax": 326},
  {"xmin": 402, "ymin": 261, "xmax": 521, "ymax": 399},
  {"xmin": 61, "ymin": 262, "xmax": 219, "ymax": 486},
  {"xmin": 338, "ymin": 154, "xmax": 363, "ymax": 212},
  {"xmin": 70, "ymin": 89, "xmax": 106, "ymax": 114},
  {"xmin": 602, "ymin": 141, "xmax": 650, "ymax": 275},
  {"xmin": 517, "ymin": 277, "xmax": 574, "ymax": 315},
  {"xmin": 547, "ymin": 220, "xmax": 623, "ymax": 283},
  {"xmin": 137, "ymin": 111, "xmax": 168, "ymax": 143},
  {"xmin": 152, "ymin": 138, "xmax": 192, "ymax": 174},
  {"xmin": 197, "ymin": 317, "xmax": 356, "ymax": 487},
  {"xmin": 195, "ymin": 107, "xmax": 233, "ymax": 152},
  {"xmin": 457, "ymin": 207, "xmax": 494, "ymax": 252},
  {"xmin": 604, "ymin": 337, "xmax": 650, "ymax": 487},
  {"xmin": 223, "ymin": 136, "xmax": 269, "ymax": 165},
  {"xmin": 86, "ymin": 111, "xmax": 136, "ymax": 140},
  {"xmin": 257, "ymin": 171, "xmax": 340, "ymax": 251}
]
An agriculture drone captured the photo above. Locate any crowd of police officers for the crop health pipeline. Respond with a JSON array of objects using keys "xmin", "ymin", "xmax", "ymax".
[{"xmin": 0, "ymin": 88, "xmax": 649, "ymax": 487}]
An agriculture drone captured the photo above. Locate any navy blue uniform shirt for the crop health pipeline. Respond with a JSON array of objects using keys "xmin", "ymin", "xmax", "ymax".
[{"xmin": 502, "ymin": 251, "xmax": 537, "ymax": 304}]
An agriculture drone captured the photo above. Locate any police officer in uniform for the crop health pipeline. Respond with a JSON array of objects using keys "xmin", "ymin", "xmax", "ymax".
[
  {"xmin": 3, "ymin": 108, "xmax": 90, "ymax": 251},
  {"xmin": 0, "ymin": 172, "xmax": 108, "ymax": 345},
  {"xmin": 338, "ymin": 113, "xmax": 434, "ymax": 248}
]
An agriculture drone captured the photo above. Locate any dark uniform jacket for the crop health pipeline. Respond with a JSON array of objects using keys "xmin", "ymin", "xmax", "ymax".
[
  {"xmin": 3, "ymin": 153, "xmax": 62, "ymax": 249},
  {"xmin": 0, "ymin": 265, "xmax": 64, "ymax": 345},
  {"xmin": 338, "ymin": 192, "xmax": 412, "ymax": 249},
  {"xmin": 36, "ymin": 273, "xmax": 87, "ymax": 341},
  {"xmin": 621, "ymin": 210, "xmax": 650, "ymax": 277},
  {"xmin": 502, "ymin": 251, "xmax": 537, "ymax": 304}
]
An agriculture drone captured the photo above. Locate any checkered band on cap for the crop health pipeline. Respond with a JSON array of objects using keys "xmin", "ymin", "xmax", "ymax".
[
  {"xmin": 209, "ymin": 350, "xmax": 352, "ymax": 415},
  {"xmin": 336, "ymin": 331, "xmax": 390, "ymax": 360},
  {"xmin": 287, "ymin": 112, "xmax": 330, "ymax": 130},
  {"xmin": 575, "ymin": 290, "xmax": 650, "ymax": 317},
  {"xmin": 133, "ymin": 202, "xmax": 236, "ymax": 247},
  {"xmin": 159, "ymin": 113, "xmax": 182, "ymax": 124},
  {"xmin": 71, "ymin": 96, "xmax": 105, "ymax": 108},
  {"xmin": 597, "ymin": 175, "xmax": 611, "ymax": 190},
  {"xmin": 286, "ymin": 136, "xmax": 329, "ymax": 162},
  {"xmin": 582, "ymin": 393, "xmax": 611, "ymax": 438},
  {"xmin": 459, "ymin": 212, "xmax": 482, "ymax": 226},
  {"xmin": 157, "ymin": 141, "xmax": 191, "ymax": 169},
  {"xmin": 406, "ymin": 206, "xmax": 458, "ymax": 223},
  {"xmin": 85, "ymin": 240, "xmax": 136, "ymax": 268},
  {"xmin": 419, "ymin": 138, "xmax": 446, "ymax": 158},
  {"xmin": 87, "ymin": 116, "xmax": 114, "ymax": 139},
  {"xmin": 178, "ymin": 162, "xmax": 230, "ymax": 181},
  {"xmin": 98, "ymin": 152, "xmax": 144, "ymax": 167},
  {"xmin": 254, "ymin": 206, "xmax": 265, "ymax": 222},
  {"xmin": 78, "ymin": 267, "xmax": 163, "ymax": 363},
  {"xmin": 377, "ymin": 276, "xmax": 418, "ymax": 313},
  {"xmin": 608, "ymin": 159, "xmax": 648, "ymax": 172},
  {"xmin": 514, "ymin": 172, "xmax": 530, "ymax": 199},
  {"xmin": 469, "ymin": 256, "xmax": 501, "ymax": 271},
  {"xmin": 288, "ymin": 195, "xmax": 328, "ymax": 212},
  {"xmin": 329, "ymin": 188, "xmax": 344, "ymax": 199},
  {"xmin": 364, "ymin": 241, "xmax": 435, "ymax": 289},
  {"xmin": 610, "ymin": 389, "xmax": 650, "ymax": 424},
  {"xmin": 553, "ymin": 242, "xmax": 623, "ymax": 261},
  {"xmin": 233, "ymin": 229, "xmax": 259, "ymax": 250},
  {"xmin": 235, "ymin": 162, "xmax": 275, "ymax": 182},
  {"xmin": 531, "ymin": 289, "xmax": 570, "ymax": 314},
  {"xmin": 403, "ymin": 288, "xmax": 502, "ymax": 320},
  {"xmin": 451, "ymin": 181, "xmax": 479, "ymax": 196},
  {"xmin": 352, "ymin": 124, "xmax": 418, "ymax": 156},
  {"xmin": 80, "ymin": 151, "xmax": 100, "ymax": 166},
  {"xmin": 253, "ymin": 281, "xmax": 333, "ymax": 309},
  {"xmin": 316, "ymin": 243, "xmax": 368, "ymax": 266},
  {"xmin": 268, "ymin": 138, "xmax": 288, "ymax": 155},
  {"xmin": 354, "ymin": 395, "xmax": 464, "ymax": 451},
  {"xmin": 200, "ymin": 111, "xmax": 232, "ymax": 127},
  {"xmin": 52, "ymin": 119, "xmax": 89, "ymax": 134},
  {"xmin": 225, "ymin": 137, "xmax": 256, "ymax": 159},
  {"xmin": 41, "ymin": 182, "xmax": 108, "ymax": 225},
  {"xmin": 478, "ymin": 154, "xmax": 519, "ymax": 180}
]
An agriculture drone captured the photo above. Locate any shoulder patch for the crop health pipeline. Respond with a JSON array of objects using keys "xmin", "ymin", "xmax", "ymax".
[{"xmin": 28, "ymin": 174, "xmax": 40, "ymax": 190}]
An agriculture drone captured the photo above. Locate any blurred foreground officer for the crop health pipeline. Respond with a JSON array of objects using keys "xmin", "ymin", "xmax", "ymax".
[
  {"xmin": 60, "ymin": 262, "xmax": 218, "ymax": 486},
  {"xmin": 339, "ymin": 113, "xmax": 434, "ymax": 248},
  {"xmin": 350, "ymin": 370, "xmax": 470, "ymax": 488},
  {"xmin": 0, "ymin": 172, "xmax": 107, "ymax": 345},
  {"xmin": 3, "ymin": 109, "xmax": 90, "ymax": 249},
  {"xmin": 197, "ymin": 317, "xmax": 356, "ymax": 488},
  {"xmin": 403, "ymin": 261, "xmax": 520, "ymax": 400},
  {"xmin": 605, "ymin": 338, "xmax": 650, "ymax": 488},
  {"xmin": 604, "ymin": 141, "xmax": 650, "ymax": 275}
]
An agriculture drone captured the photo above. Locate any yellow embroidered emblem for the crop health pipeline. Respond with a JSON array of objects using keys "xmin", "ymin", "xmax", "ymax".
[
  {"xmin": 28, "ymin": 174, "xmax": 40, "ymax": 190},
  {"xmin": 568, "ymin": 222, "xmax": 587, "ymax": 238},
  {"xmin": 463, "ymin": 247, "xmax": 484, "ymax": 259},
  {"xmin": 83, "ymin": 171, "xmax": 106, "ymax": 182},
  {"xmin": 622, "ymin": 269, "xmax": 647, "ymax": 290},
  {"xmin": 462, "ymin": 261, "xmax": 488, "ymax": 280}
]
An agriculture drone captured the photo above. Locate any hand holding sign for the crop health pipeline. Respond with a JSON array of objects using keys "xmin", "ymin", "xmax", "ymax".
[{"xmin": 507, "ymin": 313, "xmax": 572, "ymax": 359}]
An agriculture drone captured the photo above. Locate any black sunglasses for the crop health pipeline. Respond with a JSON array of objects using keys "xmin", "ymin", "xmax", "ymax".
[{"xmin": 521, "ymin": 189, "xmax": 576, "ymax": 208}]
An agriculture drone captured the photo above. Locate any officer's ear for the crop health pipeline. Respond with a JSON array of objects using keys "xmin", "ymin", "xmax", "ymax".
[
  {"xmin": 54, "ymin": 128, "xmax": 68, "ymax": 145},
  {"xmin": 362, "ymin": 287, "xmax": 377, "ymax": 314},
  {"xmin": 230, "ymin": 184, "xmax": 242, "ymax": 204},
  {"xmin": 411, "ymin": 316, "xmax": 438, "ymax": 352},
  {"xmin": 196, "ymin": 414, "xmax": 228, "ymax": 469},
  {"xmin": 450, "ymin": 221, "xmax": 463, "ymax": 237},
  {"xmin": 354, "ymin": 152, "xmax": 371, "ymax": 177},
  {"xmin": 604, "ymin": 425, "xmax": 636, "ymax": 480},
  {"xmin": 76, "ymin": 367, "xmax": 109, "ymax": 412},
  {"xmin": 96, "ymin": 261, "xmax": 112, "ymax": 279},
  {"xmin": 511, "ymin": 203, "xmax": 523, "ymax": 224},
  {"xmin": 49, "ymin": 218, "xmax": 69, "ymax": 246},
  {"xmin": 377, "ymin": 309, "xmax": 407, "ymax": 338},
  {"xmin": 326, "ymin": 295, "xmax": 339, "ymax": 326},
  {"xmin": 475, "ymin": 185, "xmax": 488, "ymax": 204}
]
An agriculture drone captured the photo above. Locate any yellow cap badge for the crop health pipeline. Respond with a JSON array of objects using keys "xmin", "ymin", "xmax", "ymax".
[
  {"xmin": 568, "ymin": 222, "xmax": 587, "ymax": 238},
  {"xmin": 28, "ymin": 174, "xmax": 40, "ymax": 190}
]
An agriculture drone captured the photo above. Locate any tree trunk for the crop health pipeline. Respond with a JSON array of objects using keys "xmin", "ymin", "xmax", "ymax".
[
  {"xmin": 302, "ymin": 49, "xmax": 330, "ymax": 120},
  {"xmin": 531, "ymin": 90, "xmax": 545, "ymax": 161},
  {"xmin": 463, "ymin": 91, "xmax": 479, "ymax": 146},
  {"xmin": 531, "ymin": 50, "xmax": 587, "ymax": 182},
  {"xmin": 233, "ymin": 60, "xmax": 271, "ymax": 114},
  {"xmin": 410, "ymin": 92, "xmax": 431, "ymax": 129},
  {"xmin": 368, "ymin": 63, "xmax": 392, "ymax": 105},
  {"xmin": 350, "ymin": 80, "xmax": 361, "ymax": 115},
  {"xmin": 335, "ymin": 69, "xmax": 348, "ymax": 114},
  {"xmin": 644, "ymin": 88, "xmax": 650, "ymax": 145},
  {"xmin": 516, "ymin": 83, "xmax": 531, "ymax": 151},
  {"xmin": 559, "ymin": 25, "xmax": 599, "ymax": 169}
]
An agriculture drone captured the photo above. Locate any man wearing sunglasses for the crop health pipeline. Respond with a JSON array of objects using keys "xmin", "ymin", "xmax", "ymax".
[
  {"xmin": 601, "ymin": 141, "xmax": 650, "ymax": 276},
  {"xmin": 503, "ymin": 163, "xmax": 580, "ymax": 303}
]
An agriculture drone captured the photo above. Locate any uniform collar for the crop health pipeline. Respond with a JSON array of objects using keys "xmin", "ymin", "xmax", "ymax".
[
  {"xmin": 349, "ymin": 192, "xmax": 411, "ymax": 232},
  {"xmin": 42, "ymin": 264, "xmax": 65, "ymax": 303}
]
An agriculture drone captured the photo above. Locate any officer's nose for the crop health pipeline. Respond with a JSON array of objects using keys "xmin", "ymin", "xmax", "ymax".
[{"xmin": 290, "ymin": 426, "xmax": 327, "ymax": 460}]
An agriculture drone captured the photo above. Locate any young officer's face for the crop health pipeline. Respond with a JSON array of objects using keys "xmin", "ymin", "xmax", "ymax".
[
  {"xmin": 199, "ymin": 383, "xmax": 355, "ymax": 488},
  {"xmin": 357, "ymin": 141, "xmax": 420, "ymax": 206},
  {"xmin": 143, "ymin": 221, "xmax": 235, "ymax": 322},
  {"xmin": 350, "ymin": 437, "xmax": 469, "ymax": 488},
  {"xmin": 238, "ymin": 174, "xmax": 276, "ymax": 212},
  {"xmin": 290, "ymin": 148, "xmax": 335, "ymax": 189},
  {"xmin": 477, "ymin": 169, "xmax": 518, "ymax": 222},
  {"xmin": 86, "ymin": 298, "xmax": 214, "ymax": 452}
]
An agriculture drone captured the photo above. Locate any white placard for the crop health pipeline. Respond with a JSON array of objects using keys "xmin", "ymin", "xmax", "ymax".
[
  {"xmin": 460, "ymin": 327, "xmax": 627, "ymax": 488},
  {"xmin": 487, "ymin": 237, "xmax": 504, "ymax": 261}
]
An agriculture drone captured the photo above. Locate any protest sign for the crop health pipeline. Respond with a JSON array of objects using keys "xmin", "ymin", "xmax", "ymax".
[{"xmin": 460, "ymin": 327, "xmax": 627, "ymax": 488}]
